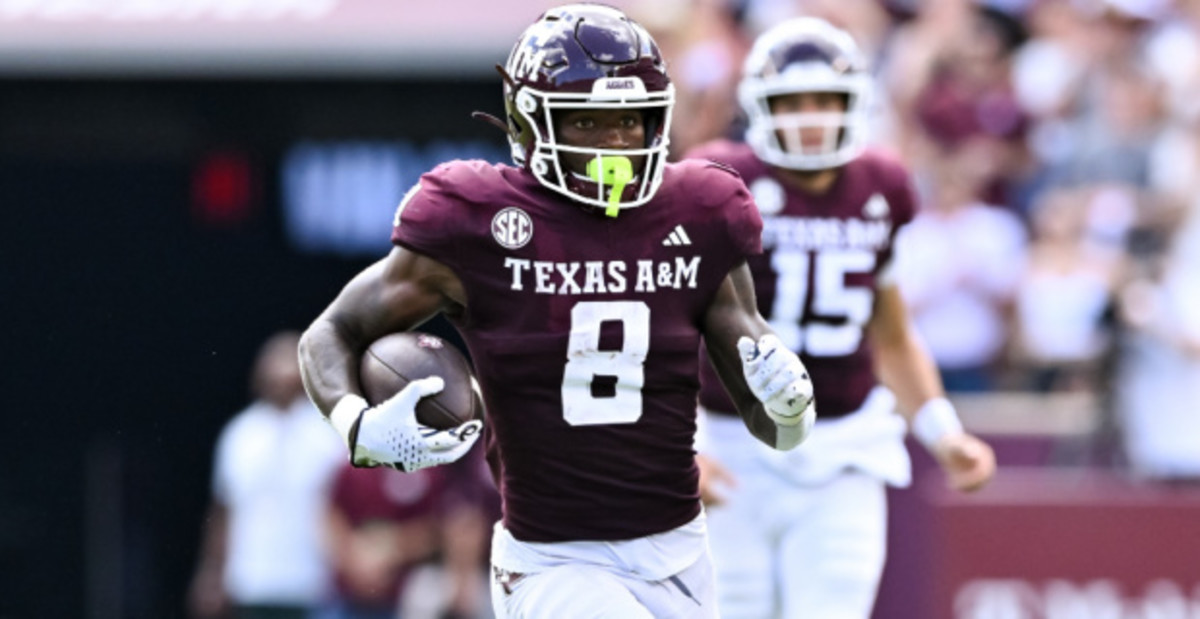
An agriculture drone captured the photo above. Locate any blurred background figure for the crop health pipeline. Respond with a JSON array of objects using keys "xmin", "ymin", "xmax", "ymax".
[
  {"xmin": 911, "ymin": 4, "xmax": 1032, "ymax": 209},
  {"xmin": 188, "ymin": 331, "xmax": 346, "ymax": 619},
  {"xmin": 1010, "ymin": 187, "xmax": 1123, "ymax": 392},
  {"xmin": 322, "ymin": 464, "xmax": 443, "ymax": 619},
  {"xmin": 321, "ymin": 447, "xmax": 496, "ymax": 619},
  {"xmin": 1113, "ymin": 187, "xmax": 1200, "ymax": 482},
  {"xmin": 884, "ymin": 0, "xmax": 1031, "ymax": 192},
  {"xmin": 401, "ymin": 447, "xmax": 499, "ymax": 619},
  {"xmin": 688, "ymin": 16, "xmax": 995, "ymax": 619},
  {"xmin": 1017, "ymin": 0, "xmax": 1168, "ymax": 192},
  {"xmin": 634, "ymin": 0, "xmax": 751, "ymax": 158},
  {"xmin": 894, "ymin": 138, "xmax": 1029, "ymax": 392}
]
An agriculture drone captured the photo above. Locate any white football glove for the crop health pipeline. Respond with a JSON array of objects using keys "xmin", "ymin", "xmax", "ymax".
[
  {"xmin": 331, "ymin": 377, "xmax": 482, "ymax": 472},
  {"xmin": 738, "ymin": 334, "xmax": 816, "ymax": 450}
]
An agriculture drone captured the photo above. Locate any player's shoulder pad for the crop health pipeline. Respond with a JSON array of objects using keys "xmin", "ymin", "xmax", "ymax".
[
  {"xmin": 420, "ymin": 159, "xmax": 507, "ymax": 201},
  {"xmin": 852, "ymin": 147, "xmax": 920, "ymax": 226},
  {"xmin": 858, "ymin": 148, "xmax": 913, "ymax": 190},
  {"xmin": 395, "ymin": 159, "xmax": 504, "ymax": 226},
  {"xmin": 667, "ymin": 157, "xmax": 749, "ymax": 210},
  {"xmin": 663, "ymin": 158, "xmax": 761, "ymax": 256}
]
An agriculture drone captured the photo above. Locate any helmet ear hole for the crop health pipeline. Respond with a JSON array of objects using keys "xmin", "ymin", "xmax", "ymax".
[{"xmin": 516, "ymin": 90, "xmax": 538, "ymax": 114}]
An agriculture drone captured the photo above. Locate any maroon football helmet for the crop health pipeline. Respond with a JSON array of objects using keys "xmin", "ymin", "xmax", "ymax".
[
  {"xmin": 500, "ymin": 4, "xmax": 674, "ymax": 211},
  {"xmin": 739, "ymin": 18, "xmax": 873, "ymax": 171}
]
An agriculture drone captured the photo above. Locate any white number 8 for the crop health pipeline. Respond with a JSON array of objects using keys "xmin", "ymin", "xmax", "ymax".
[{"xmin": 562, "ymin": 301, "xmax": 650, "ymax": 426}]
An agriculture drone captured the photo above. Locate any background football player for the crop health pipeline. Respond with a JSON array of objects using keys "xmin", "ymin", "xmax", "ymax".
[
  {"xmin": 298, "ymin": 4, "xmax": 817, "ymax": 618},
  {"xmin": 688, "ymin": 17, "xmax": 997, "ymax": 619}
]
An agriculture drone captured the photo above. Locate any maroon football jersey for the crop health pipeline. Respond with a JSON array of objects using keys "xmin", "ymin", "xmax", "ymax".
[
  {"xmin": 687, "ymin": 140, "xmax": 917, "ymax": 419},
  {"xmin": 392, "ymin": 158, "xmax": 761, "ymax": 542}
]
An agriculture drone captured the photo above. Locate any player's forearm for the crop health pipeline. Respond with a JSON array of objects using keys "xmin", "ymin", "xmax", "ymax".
[
  {"xmin": 708, "ymin": 341, "xmax": 796, "ymax": 450},
  {"xmin": 867, "ymin": 300, "xmax": 973, "ymax": 451},
  {"xmin": 740, "ymin": 402, "xmax": 808, "ymax": 451},
  {"xmin": 867, "ymin": 295, "xmax": 943, "ymax": 418},
  {"xmin": 298, "ymin": 317, "xmax": 364, "ymax": 416},
  {"xmin": 874, "ymin": 340, "xmax": 944, "ymax": 420},
  {"xmin": 703, "ymin": 266, "xmax": 814, "ymax": 450},
  {"xmin": 707, "ymin": 332, "xmax": 814, "ymax": 451},
  {"xmin": 873, "ymin": 331, "xmax": 972, "ymax": 451}
]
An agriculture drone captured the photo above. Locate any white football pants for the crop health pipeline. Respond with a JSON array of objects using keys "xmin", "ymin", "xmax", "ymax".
[
  {"xmin": 489, "ymin": 549, "xmax": 718, "ymax": 619},
  {"xmin": 704, "ymin": 416, "xmax": 890, "ymax": 619}
]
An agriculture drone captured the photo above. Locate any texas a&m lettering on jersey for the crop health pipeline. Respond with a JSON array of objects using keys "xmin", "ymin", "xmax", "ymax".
[
  {"xmin": 390, "ymin": 158, "xmax": 760, "ymax": 543},
  {"xmin": 503, "ymin": 257, "xmax": 701, "ymax": 294},
  {"xmin": 689, "ymin": 140, "xmax": 916, "ymax": 419},
  {"xmin": 761, "ymin": 215, "xmax": 892, "ymax": 252}
]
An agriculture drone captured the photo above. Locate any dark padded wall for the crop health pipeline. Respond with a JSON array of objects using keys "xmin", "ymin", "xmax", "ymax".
[{"xmin": 0, "ymin": 77, "xmax": 504, "ymax": 618}]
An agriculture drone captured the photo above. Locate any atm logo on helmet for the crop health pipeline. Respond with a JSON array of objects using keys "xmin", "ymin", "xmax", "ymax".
[{"xmin": 509, "ymin": 47, "xmax": 547, "ymax": 82}]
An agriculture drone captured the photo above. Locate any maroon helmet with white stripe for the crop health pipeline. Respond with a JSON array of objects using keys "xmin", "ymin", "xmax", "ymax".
[
  {"xmin": 500, "ymin": 4, "xmax": 674, "ymax": 210},
  {"xmin": 739, "ymin": 18, "xmax": 873, "ymax": 171}
]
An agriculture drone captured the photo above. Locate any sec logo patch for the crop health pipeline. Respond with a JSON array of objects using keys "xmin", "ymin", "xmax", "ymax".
[{"xmin": 492, "ymin": 207, "xmax": 533, "ymax": 249}]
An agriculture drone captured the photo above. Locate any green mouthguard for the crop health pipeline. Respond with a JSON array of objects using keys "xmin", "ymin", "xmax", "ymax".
[{"xmin": 586, "ymin": 155, "xmax": 634, "ymax": 218}]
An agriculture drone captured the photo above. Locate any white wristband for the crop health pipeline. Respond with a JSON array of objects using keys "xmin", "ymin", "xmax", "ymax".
[
  {"xmin": 911, "ymin": 397, "xmax": 963, "ymax": 449},
  {"xmin": 329, "ymin": 394, "xmax": 370, "ymax": 448}
]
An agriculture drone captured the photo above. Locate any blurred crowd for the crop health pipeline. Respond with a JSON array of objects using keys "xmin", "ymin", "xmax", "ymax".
[
  {"xmin": 637, "ymin": 0, "xmax": 1200, "ymax": 481},
  {"xmin": 188, "ymin": 331, "xmax": 499, "ymax": 619}
]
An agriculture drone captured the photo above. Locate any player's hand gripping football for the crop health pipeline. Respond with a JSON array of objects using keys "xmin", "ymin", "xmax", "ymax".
[
  {"xmin": 349, "ymin": 376, "xmax": 482, "ymax": 472},
  {"xmin": 930, "ymin": 433, "xmax": 996, "ymax": 492},
  {"xmin": 738, "ymin": 334, "xmax": 816, "ymax": 449}
]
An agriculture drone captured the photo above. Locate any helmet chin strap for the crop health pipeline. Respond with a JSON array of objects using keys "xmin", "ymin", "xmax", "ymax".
[{"xmin": 586, "ymin": 155, "xmax": 634, "ymax": 218}]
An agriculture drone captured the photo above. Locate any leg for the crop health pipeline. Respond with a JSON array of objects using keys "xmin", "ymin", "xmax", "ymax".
[
  {"xmin": 623, "ymin": 547, "xmax": 720, "ymax": 619},
  {"xmin": 706, "ymin": 481, "xmax": 778, "ymax": 618},
  {"xmin": 778, "ymin": 472, "xmax": 888, "ymax": 619},
  {"xmin": 492, "ymin": 564, "xmax": 654, "ymax": 619},
  {"xmin": 702, "ymin": 413, "xmax": 785, "ymax": 619}
]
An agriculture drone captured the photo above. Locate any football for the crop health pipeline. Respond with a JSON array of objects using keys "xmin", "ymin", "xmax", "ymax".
[{"xmin": 359, "ymin": 332, "xmax": 483, "ymax": 430}]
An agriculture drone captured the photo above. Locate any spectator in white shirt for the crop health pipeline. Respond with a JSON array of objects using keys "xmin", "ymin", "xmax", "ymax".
[
  {"xmin": 188, "ymin": 331, "xmax": 346, "ymax": 619},
  {"xmin": 895, "ymin": 137, "xmax": 1029, "ymax": 391}
]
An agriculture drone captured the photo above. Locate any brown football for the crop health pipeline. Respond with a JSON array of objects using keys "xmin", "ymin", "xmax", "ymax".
[{"xmin": 358, "ymin": 332, "xmax": 483, "ymax": 430}]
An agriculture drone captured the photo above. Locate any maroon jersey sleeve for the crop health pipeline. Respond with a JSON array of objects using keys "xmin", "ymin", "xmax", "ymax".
[
  {"xmin": 390, "ymin": 159, "xmax": 504, "ymax": 270},
  {"xmin": 862, "ymin": 150, "xmax": 918, "ymax": 274},
  {"xmin": 696, "ymin": 158, "xmax": 763, "ymax": 261},
  {"xmin": 675, "ymin": 146, "xmax": 763, "ymax": 264}
]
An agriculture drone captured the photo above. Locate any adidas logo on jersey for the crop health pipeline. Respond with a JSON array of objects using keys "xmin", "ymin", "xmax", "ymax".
[{"xmin": 662, "ymin": 225, "xmax": 692, "ymax": 246}]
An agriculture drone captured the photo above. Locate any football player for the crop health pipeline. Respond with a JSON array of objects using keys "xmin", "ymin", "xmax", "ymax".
[
  {"xmin": 688, "ymin": 17, "xmax": 997, "ymax": 619},
  {"xmin": 298, "ymin": 4, "xmax": 816, "ymax": 618}
]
